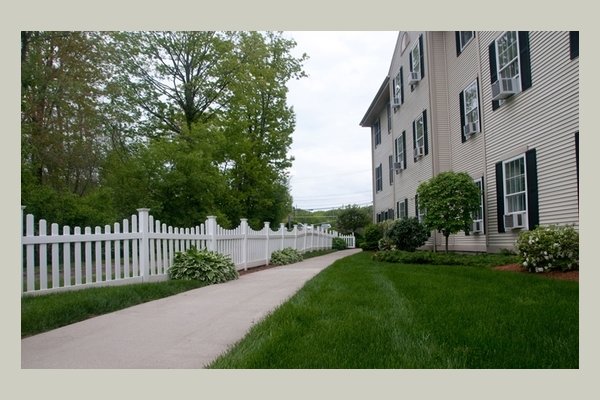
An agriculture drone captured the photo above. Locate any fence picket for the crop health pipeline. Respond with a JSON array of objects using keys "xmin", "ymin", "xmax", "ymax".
[
  {"xmin": 63, "ymin": 226, "xmax": 71, "ymax": 287},
  {"xmin": 74, "ymin": 227, "xmax": 82, "ymax": 286}
]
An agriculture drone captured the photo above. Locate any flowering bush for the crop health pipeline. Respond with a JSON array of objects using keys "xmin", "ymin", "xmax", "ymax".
[
  {"xmin": 270, "ymin": 247, "xmax": 303, "ymax": 265},
  {"xmin": 516, "ymin": 225, "xmax": 579, "ymax": 272}
]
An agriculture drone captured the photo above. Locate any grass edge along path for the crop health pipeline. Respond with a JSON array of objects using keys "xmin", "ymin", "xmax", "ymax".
[{"xmin": 208, "ymin": 251, "xmax": 578, "ymax": 369}]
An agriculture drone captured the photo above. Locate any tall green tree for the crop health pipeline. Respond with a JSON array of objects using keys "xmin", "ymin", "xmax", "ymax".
[
  {"xmin": 335, "ymin": 205, "xmax": 371, "ymax": 235},
  {"xmin": 417, "ymin": 171, "xmax": 481, "ymax": 252}
]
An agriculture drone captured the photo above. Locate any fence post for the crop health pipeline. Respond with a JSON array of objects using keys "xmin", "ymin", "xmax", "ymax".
[
  {"xmin": 21, "ymin": 206, "xmax": 25, "ymax": 293},
  {"xmin": 241, "ymin": 218, "xmax": 248, "ymax": 271},
  {"xmin": 207, "ymin": 216, "xmax": 217, "ymax": 252},
  {"xmin": 264, "ymin": 221, "xmax": 270, "ymax": 265},
  {"xmin": 293, "ymin": 224, "xmax": 298, "ymax": 251},
  {"xmin": 280, "ymin": 223, "xmax": 285, "ymax": 250},
  {"xmin": 137, "ymin": 208, "xmax": 150, "ymax": 282}
]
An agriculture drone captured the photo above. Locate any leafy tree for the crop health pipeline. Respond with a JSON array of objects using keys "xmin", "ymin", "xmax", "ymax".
[
  {"xmin": 383, "ymin": 218, "xmax": 429, "ymax": 252},
  {"xmin": 336, "ymin": 205, "xmax": 371, "ymax": 235},
  {"xmin": 416, "ymin": 171, "xmax": 481, "ymax": 252}
]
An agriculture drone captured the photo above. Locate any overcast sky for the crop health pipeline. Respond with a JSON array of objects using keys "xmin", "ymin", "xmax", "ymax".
[{"xmin": 282, "ymin": 31, "xmax": 399, "ymax": 211}]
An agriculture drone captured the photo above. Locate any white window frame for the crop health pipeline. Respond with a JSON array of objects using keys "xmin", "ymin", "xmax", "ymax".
[
  {"xmin": 375, "ymin": 164, "xmax": 383, "ymax": 193},
  {"xmin": 388, "ymin": 155, "xmax": 394, "ymax": 185},
  {"xmin": 459, "ymin": 31, "xmax": 474, "ymax": 51},
  {"xmin": 373, "ymin": 118, "xmax": 381, "ymax": 146},
  {"xmin": 463, "ymin": 80, "xmax": 480, "ymax": 131},
  {"xmin": 393, "ymin": 69, "xmax": 402, "ymax": 105},
  {"xmin": 415, "ymin": 114, "xmax": 425, "ymax": 153},
  {"xmin": 387, "ymin": 103, "xmax": 392, "ymax": 133},
  {"xmin": 495, "ymin": 31, "xmax": 521, "ymax": 89},
  {"xmin": 473, "ymin": 178, "xmax": 484, "ymax": 224},
  {"xmin": 394, "ymin": 135, "xmax": 405, "ymax": 169},
  {"xmin": 410, "ymin": 42, "xmax": 421, "ymax": 77},
  {"xmin": 502, "ymin": 154, "xmax": 528, "ymax": 218},
  {"xmin": 398, "ymin": 200, "xmax": 407, "ymax": 220}
]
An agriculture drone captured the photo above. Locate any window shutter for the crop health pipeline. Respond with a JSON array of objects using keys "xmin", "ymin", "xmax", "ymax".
[
  {"xmin": 399, "ymin": 66, "xmax": 404, "ymax": 103},
  {"xmin": 481, "ymin": 176, "xmax": 486, "ymax": 234},
  {"xmin": 495, "ymin": 161, "xmax": 505, "ymax": 233},
  {"xmin": 419, "ymin": 34, "xmax": 425, "ymax": 79},
  {"xmin": 489, "ymin": 41, "xmax": 500, "ymax": 111},
  {"xmin": 404, "ymin": 198, "xmax": 409, "ymax": 219},
  {"xmin": 459, "ymin": 90, "xmax": 466, "ymax": 143},
  {"xmin": 518, "ymin": 31, "xmax": 532, "ymax": 92},
  {"xmin": 402, "ymin": 131, "xmax": 407, "ymax": 169},
  {"xmin": 570, "ymin": 31, "xmax": 579, "ymax": 60},
  {"xmin": 455, "ymin": 31, "xmax": 462, "ymax": 56},
  {"xmin": 412, "ymin": 120, "xmax": 417, "ymax": 162},
  {"xmin": 423, "ymin": 110, "xmax": 429, "ymax": 156},
  {"xmin": 525, "ymin": 149, "xmax": 539, "ymax": 229},
  {"xmin": 575, "ymin": 131, "xmax": 579, "ymax": 198},
  {"xmin": 415, "ymin": 194, "xmax": 420, "ymax": 221},
  {"xmin": 409, "ymin": 51, "xmax": 413, "ymax": 72}
]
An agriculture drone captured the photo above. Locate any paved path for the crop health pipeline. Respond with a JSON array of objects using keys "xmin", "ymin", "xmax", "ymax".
[{"xmin": 21, "ymin": 249, "xmax": 361, "ymax": 369}]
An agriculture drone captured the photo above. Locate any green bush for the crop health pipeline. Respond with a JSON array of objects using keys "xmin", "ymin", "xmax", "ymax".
[
  {"xmin": 168, "ymin": 247, "xmax": 238, "ymax": 284},
  {"xmin": 373, "ymin": 250, "xmax": 519, "ymax": 268},
  {"xmin": 516, "ymin": 225, "xmax": 579, "ymax": 272},
  {"xmin": 383, "ymin": 218, "xmax": 429, "ymax": 252},
  {"xmin": 361, "ymin": 224, "xmax": 384, "ymax": 251},
  {"xmin": 332, "ymin": 237, "xmax": 348, "ymax": 250},
  {"xmin": 271, "ymin": 247, "xmax": 303, "ymax": 265}
]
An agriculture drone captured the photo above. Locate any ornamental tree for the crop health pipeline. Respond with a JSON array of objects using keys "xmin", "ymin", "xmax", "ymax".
[{"xmin": 416, "ymin": 171, "xmax": 481, "ymax": 252}]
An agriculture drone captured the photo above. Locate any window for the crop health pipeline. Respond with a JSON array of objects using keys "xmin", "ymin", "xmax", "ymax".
[
  {"xmin": 460, "ymin": 79, "xmax": 481, "ymax": 142},
  {"xmin": 495, "ymin": 149, "xmax": 539, "ymax": 232},
  {"xmin": 415, "ymin": 194, "xmax": 425, "ymax": 223},
  {"xmin": 472, "ymin": 178, "xmax": 485, "ymax": 233},
  {"xmin": 412, "ymin": 111, "xmax": 428, "ymax": 161},
  {"xmin": 388, "ymin": 155, "xmax": 394, "ymax": 185},
  {"xmin": 387, "ymin": 103, "xmax": 392, "ymax": 133},
  {"xmin": 397, "ymin": 198, "xmax": 408, "ymax": 219},
  {"xmin": 570, "ymin": 31, "xmax": 579, "ymax": 60},
  {"xmin": 392, "ymin": 67, "xmax": 404, "ymax": 106},
  {"xmin": 488, "ymin": 31, "xmax": 532, "ymax": 109},
  {"xmin": 455, "ymin": 31, "xmax": 474, "ymax": 56},
  {"xmin": 394, "ymin": 131, "xmax": 407, "ymax": 170},
  {"xmin": 375, "ymin": 164, "xmax": 383, "ymax": 192},
  {"xmin": 409, "ymin": 34, "xmax": 424, "ymax": 87},
  {"xmin": 373, "ymin": 119, "xmax": 381, "ymax": 146}
]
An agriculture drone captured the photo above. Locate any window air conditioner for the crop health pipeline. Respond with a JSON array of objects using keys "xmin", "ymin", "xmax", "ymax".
[
  {"xmin": 408, "ymin": 71, "xmax": 420, "ymax": 85},
  {"xmin": 391, "ymin": 97, "xmax": 401, "ymax": 108},
  {"xmin": 472, "ymin": 219, "xmax": 483, "ymax": 234},
  {"xmin": 393, "ymin": 162, "xmax": 404, "ymax": 172},
  {"xmin": 414, "ymin": 146, "xmax": 424, "ymax": 158},
  {"xmin": 463, "ymin": 122, "xmax": 479, "ymax": 140},
  {"xmin": 504, "ymin": 212, "xmax": 526, "ymax": 230},
  {"xmin": 492, "ymin": 77, "xmax": 519, "ymax": 101}
]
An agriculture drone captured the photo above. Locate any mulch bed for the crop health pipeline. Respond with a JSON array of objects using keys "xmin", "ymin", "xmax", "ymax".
[
  {"xmin": 493, "ymin": 263, "xmax": 579, "ymax": 282},
  {"xmin": 238, "ymin": 264, "xmax": 279, "ymax": 276}
]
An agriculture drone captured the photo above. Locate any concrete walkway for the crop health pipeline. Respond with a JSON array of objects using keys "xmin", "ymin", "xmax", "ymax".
[{"xmin": 21, "ymin": 249, "xmax": 361, "ymax": 369}]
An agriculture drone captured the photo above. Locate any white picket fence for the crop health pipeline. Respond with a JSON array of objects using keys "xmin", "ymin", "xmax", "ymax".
[{"xmin": 20, "ymin": 207, "xmax": 355, "ymax": 296}]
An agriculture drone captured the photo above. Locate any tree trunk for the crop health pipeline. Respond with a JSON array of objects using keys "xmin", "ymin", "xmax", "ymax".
[{"xmin": 445, "ymin": 233, "xmax": 449, "ymax": 253}]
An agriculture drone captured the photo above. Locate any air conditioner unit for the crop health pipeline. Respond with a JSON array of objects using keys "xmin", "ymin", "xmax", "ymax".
[
  {"xmin": 391, "ymin": 97, "xmax": 401, "ymax": 108},
  {"xmin": 504, "ymin": 212, "xmax": 526, "ymax": 230},
  {"xmin": 463, "ymin": 122, "xmax": 479, "ymax": 140},
  {"xmin": 472, "ymin": 219, "xmax": 483, "ymax": 234},
  {"xmin": 393, "ymin": 162, "xmax": 404, "ymax": 172},
  {"xmin": 492, "ymin": 77, "xmax": 520, "ymax": 101},
  {"xmin": 408, "ymin": 71, "xmax": 420, "ymax": 85},
  {"xmin": 414, "ymin": 146, "xmax": 424, "ymax": 158}
]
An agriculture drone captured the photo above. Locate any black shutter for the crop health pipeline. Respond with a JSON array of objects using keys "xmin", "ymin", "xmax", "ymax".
[
  {"xmin": 525, "ymin": 149, "xmax": 539, "ymax": 229},
  {"xmin": 570, "ymin": 31, "xmax": 579, "ymax": 60},
  {"xmin": 399, "ymin": 66, "xmax": 404, "ymax": 103},
  {"xmin": 459, "ymin": 90, "xmax": 466, "ymax": 143},
  {"xmin": 489, "ymin": 41, "xmax": 500, "ymax": 111},
  {"xmin": 404, "ymin": 199, "xmax": 408, "ymax": 219},
  {"xmin": 495, "ymin": 162, "xmax": 505, "ymax": 233},
  {"xmin": 415, "ymin": 194, "xmax": 419, "ymax": 219},
  {"xmin": 455, "ymin": 31, "xmax": 462, "ymax": 56},
  {"xmin": 402, "ymin": 131, "xmax": 407, "ymax": 169},
  {"xmin": 419, "ymin": 34, "xmax": 425, "ymax": 79},
  {"xmin": 481, "ymin": 176, "xmax": 486, "ymax": 234},
  {"xmin": 412, "ymin": 120, "xmax": 417, "ymax": 162},
  {"xmin": 518, "ymin": 31, "xmax": 532, "ymax": 92},
  {"xmin": 423, "ymin": 110, "xmax": 429, "ymax": 156},
  {"xmin": 575, "ymin": 131, "xmax": 579, "ymax": 199}
]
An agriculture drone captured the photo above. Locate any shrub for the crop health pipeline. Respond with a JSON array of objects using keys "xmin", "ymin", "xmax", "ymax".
[
  {"xmin": 373, "ymin": 250, "xmax": 519, "ymax": 268},
  {"xmin": 383, "ymin": 218, "xmax": 429, "ymax": 252},
  {"xmin": 168, "ymin": 247, "xmax": 238, "ymax": 284},
  {"xmin": 516, "ymin": 225, "xmax": 579, "ymax": 272},
  {"xmin": 361, "ymin": 224, "xmax": 384, "ymax": 251},
  {"xmin": 332, "ymin": 237, "xmax": 348, "ymax": 250},
  {"xmin": 271, "ymin": 247, "xmax": 304, "ymax": 266}
]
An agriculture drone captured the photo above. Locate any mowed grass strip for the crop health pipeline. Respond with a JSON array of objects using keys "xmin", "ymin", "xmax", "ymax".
[
  {"xmin": 21, "ymin": 280, "xmax": 208, "ymax": 338},
  {"xmin": 208, "ymin": 251, "xmax": 578, "ymax": 368}
]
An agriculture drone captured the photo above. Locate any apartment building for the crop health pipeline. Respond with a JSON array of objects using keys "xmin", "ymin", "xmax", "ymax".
[{"xmin": 360, "ymin": 31, "xmax": 579, "ymax": 252}]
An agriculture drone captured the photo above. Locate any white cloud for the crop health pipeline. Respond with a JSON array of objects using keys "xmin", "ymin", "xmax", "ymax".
[{"xmin": 283, "ymin": 31, "xmax": 398, "ymax": 210}]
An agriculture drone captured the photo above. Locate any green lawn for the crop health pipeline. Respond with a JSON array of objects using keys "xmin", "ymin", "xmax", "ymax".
[{"xmin": 208, "ymin": 251, "xmax": 578, "ymax": 368}]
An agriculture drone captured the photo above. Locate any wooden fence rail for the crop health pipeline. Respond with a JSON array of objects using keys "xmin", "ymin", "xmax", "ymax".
[{"xmin": 21, "ymin": 207, "xmax": 355, "ymax": 296}]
